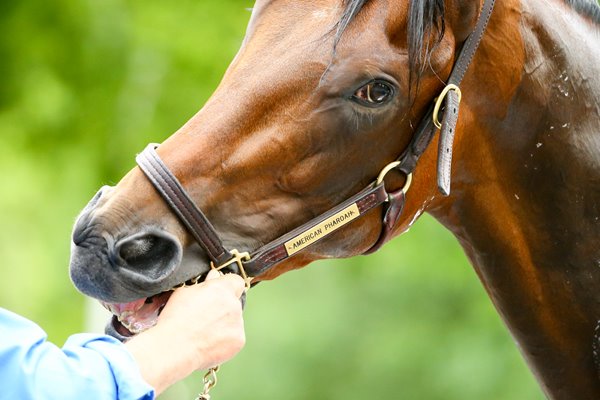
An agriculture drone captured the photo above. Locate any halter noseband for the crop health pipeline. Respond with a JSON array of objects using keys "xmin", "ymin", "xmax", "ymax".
[{"xmin": 135, "ymin": 0, "xmax": 495, "ymax": 282}]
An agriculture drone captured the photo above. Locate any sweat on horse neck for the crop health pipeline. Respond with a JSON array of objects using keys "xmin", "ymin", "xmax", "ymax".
[{"xmin": 421, "ymin": 0, "xmax": 600, "ymax": 398}]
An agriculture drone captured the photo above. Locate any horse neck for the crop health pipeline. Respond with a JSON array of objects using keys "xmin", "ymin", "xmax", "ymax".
[{"xmin": 427, "ymin": 0, "xmax": 600, "ymax": 397}]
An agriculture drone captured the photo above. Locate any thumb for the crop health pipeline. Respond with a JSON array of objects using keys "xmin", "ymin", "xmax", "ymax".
[
  {"xmin": 205, "ymin": 269, "xmax": 245, "ymax": 298},
  {"xmin": 206, "ymin": 269, "xmax": 221, "ymax": 280}
]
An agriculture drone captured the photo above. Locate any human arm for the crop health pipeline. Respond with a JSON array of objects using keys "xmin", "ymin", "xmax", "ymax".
[
  {"xmin": 0, "ymin": 308, "xmax": 154, "ymax": 400},
  {"xmin": 0, "ymin": 271, "xmax": 245, "ymax": 400}
]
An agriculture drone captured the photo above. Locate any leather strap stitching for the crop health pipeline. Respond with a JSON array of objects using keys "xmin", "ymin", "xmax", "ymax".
[{"xmin": 136, "ymin": 145, "xmax": 229, "ymax": 263}]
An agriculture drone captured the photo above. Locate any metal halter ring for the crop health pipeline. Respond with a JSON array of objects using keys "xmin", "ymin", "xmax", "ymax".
[
  {"xmin": 210, "ymin": 249, "xmax": 253, "ymax": 291},
  {"xmin": 433, "ymin": 84, "xmax": 462, "ymax": 129},
  {"xmin": 375, "ymin": 161, "xmax": 413, "ymax": 195}
]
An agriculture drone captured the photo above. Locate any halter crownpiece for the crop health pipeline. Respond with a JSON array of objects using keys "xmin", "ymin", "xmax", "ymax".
[
  {"xmin": 398, "ymin": 0, "xmax": 496, "ymax": 195},
  {"xmin": 135, "ymin": 0, "xmax": 495, "ymax": 280}
]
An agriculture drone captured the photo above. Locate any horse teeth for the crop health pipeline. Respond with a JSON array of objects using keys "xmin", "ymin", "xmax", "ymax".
[
  {"xmin": 120, "ymin": 318, "xmax": 138, "ymax": 334},
  {"xmin": 121, "ymin": 319, "xmax": 139, "ymax": 334},
  {"xmin": 117, "ymin": 311, "xmax": 133, "ymax": 323},
  {"xmin": 120, "ymin": 317, "xmax": 157, "ymax": 334}
]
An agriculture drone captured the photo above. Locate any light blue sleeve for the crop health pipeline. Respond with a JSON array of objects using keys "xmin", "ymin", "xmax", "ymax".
[{"xmin": 0, "ymin": 308, "xmax": 155, "ymax": 400}]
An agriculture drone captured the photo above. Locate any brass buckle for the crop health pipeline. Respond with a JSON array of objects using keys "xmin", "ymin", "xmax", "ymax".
[
  {"xmin": 210, "ymin": 249, "xmax": 253, "ymax": 290},
  {"xmin": 375, "ymin": 162, "xmax": 413, "ymax": 197},
  {"xmin": 433, "ymin": 84, "xmax": 462, "ymax": 129}
]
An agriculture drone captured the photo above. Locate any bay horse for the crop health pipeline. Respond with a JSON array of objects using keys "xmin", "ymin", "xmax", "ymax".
[{"xmin": 69, "ymin": 0, "xmax": 600, "ymax": 398}]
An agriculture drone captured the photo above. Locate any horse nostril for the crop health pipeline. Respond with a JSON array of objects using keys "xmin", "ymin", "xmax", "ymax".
[
  {"xmin": 72, "ymin": 186, "xmax": 115, "ymax": 246},
  {"xmin": 119, "ymin": 236, "xmax": 156, "ymax": 261},
  {"xmin": 116, "ymin": 232, "xmax": 180, "ymax": 278},
  {"xmin": 92, "ymin": 185, "xmax": 110, "ymax": 205}
]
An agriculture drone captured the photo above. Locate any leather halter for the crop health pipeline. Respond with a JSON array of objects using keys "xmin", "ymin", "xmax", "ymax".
[{"xmin": 135, "ymin": 0, "xmax": 495, "ymax": 281}]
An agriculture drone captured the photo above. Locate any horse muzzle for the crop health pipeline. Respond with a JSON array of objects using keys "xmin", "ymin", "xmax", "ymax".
[
  {"xmin": 68, "ymin": 185, "xmax": 195, "ymax": 303},
  {"xmin": 70, "ymin": 185, "xmax": 221, "ymax": 339}
]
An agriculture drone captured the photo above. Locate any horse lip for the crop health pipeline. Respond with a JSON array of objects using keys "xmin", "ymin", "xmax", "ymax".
[
  {"xmin": 103, "ymin": 276, "xmax": 208, "ymax": 342},
  {"xmin": 105, "ymin": 315, "xmax": 132, "ymax": 342}
]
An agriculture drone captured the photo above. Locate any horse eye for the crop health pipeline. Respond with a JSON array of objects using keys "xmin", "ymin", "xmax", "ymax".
[{"xmin": 352, "ymin": 81, "xmax": 394, "ymax": 106}]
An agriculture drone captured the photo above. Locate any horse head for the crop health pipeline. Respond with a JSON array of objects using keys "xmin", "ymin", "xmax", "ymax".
[{"xmin": 70, "ymin": 0, "xmax": 481, "ymax": 305}]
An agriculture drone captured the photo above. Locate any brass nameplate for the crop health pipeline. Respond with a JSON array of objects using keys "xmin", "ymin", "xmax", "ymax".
[{"xmin": 284, "ymin": 203, "xmax": 361, "ymax": 256}]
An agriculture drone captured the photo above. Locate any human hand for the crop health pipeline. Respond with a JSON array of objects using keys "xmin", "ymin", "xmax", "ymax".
[
  {"xmin": 158, "ymin": 270, "xmax": 246, "ymax": 369},
  {"xmin": 125, "ymin": 270, "xmax": 246, "ymax": 394}
]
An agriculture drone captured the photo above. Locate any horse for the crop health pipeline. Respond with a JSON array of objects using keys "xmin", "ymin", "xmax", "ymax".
[{"xmin": 68, "ymin": 0, "xmax": 600, "ymax": 398}]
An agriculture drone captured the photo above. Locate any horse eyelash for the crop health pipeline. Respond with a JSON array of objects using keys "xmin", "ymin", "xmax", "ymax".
[{"xmin": 349, "ymin": 107, "xmax": 377, "ymax": 130}]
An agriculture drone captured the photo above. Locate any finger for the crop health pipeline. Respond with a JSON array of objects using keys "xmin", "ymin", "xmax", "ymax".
[
  {"xmin": 206, "ymin": 269, "xmax": 221, "ymax": 280},
  {"xmin": 220, "ymin": 273, "xmax": 246, "ymax": 298}
]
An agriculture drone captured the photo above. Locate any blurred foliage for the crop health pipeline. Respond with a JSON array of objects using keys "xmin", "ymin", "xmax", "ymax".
[{"xmin": 0, "ymin": 1, "xmax": 544, "ymax": 399}]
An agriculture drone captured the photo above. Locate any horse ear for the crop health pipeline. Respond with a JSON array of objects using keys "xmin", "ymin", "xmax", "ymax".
[{"xmin": 448, "ymin": 0, "xmax": 483, "ymax": 43}]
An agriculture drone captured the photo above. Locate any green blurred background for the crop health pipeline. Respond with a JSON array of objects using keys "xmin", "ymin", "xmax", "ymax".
[{"xmin": 0, "ymin": 1, "xmax": 545, "ymax": 399}]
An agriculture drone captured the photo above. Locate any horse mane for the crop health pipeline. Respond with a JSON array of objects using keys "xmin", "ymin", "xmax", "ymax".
[
  {"xmin": 566, "ymin": 0, "xmax": 600, "ymax": 24},
  {"xmin": 334, "ymin": 0, "xmax": 599, "ymax": 87}
]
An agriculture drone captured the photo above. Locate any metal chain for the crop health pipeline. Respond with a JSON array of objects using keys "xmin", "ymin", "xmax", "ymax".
[
  {"xmin": 193, "ymin": 258, "xmax": 252, "ymax": 400},
  {"xmin": 195, "ymin": 366, "xmax": 220, "ymax": 400}
]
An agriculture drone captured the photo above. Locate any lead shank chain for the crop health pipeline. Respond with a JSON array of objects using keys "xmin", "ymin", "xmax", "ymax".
[
  {"xmin": 196, "ymin": 366, "xmax": 219, "ymax": 400},
  {"xmin": 194, "ymin": 256, "xmax": 252, "ymax": 400}
]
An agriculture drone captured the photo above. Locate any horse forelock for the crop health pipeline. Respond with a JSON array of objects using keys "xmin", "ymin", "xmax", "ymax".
[{"xmin": 335, "ymin": 0, "xmax": 446, "ymax": 94}]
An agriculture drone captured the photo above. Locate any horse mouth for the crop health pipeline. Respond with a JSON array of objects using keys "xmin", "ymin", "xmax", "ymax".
[
  {"xmin": 101, "ymin": 291, "xmax": 172, "ymax": 336},
  {"xmin": 101, "ymin": 273, "xmax": 210, "ymax": 337}
]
